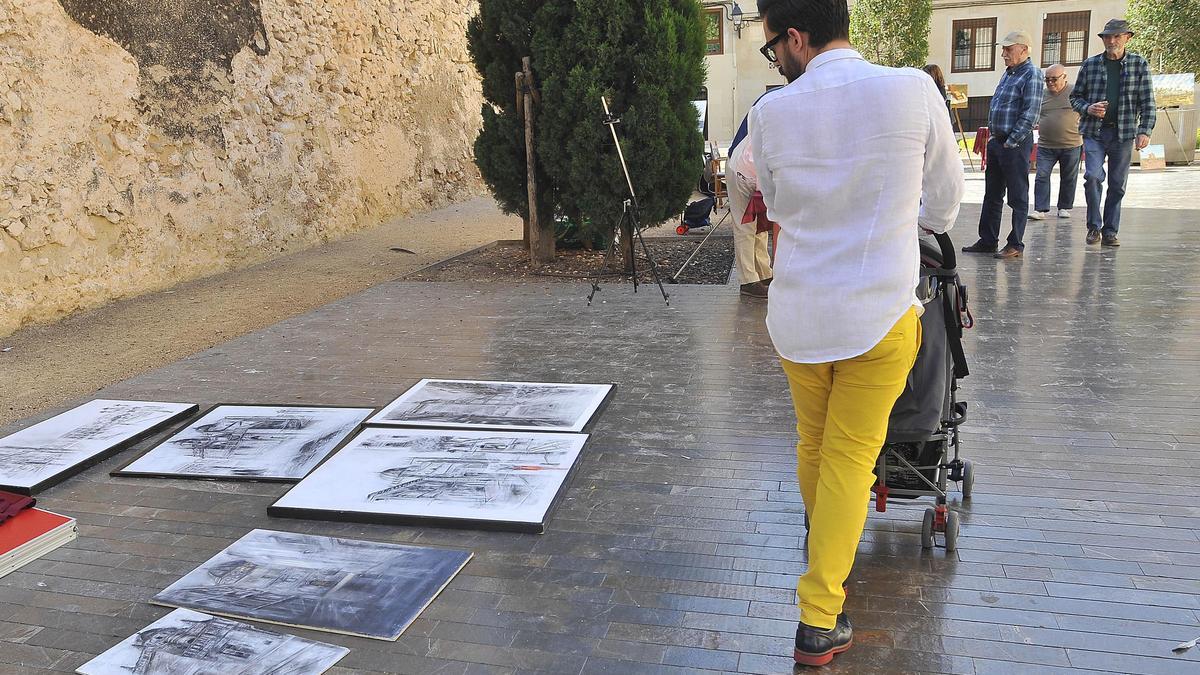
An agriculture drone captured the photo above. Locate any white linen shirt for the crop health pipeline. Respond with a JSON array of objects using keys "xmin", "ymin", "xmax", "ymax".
[{"xmin": 751, "ymin": 49, "xmax": 963, "ymax": 363}]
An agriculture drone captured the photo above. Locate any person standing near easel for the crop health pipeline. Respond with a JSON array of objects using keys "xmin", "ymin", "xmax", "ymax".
[{"xmin": 924, "ymin": 65, "xmax": 975, "ymax": 171}]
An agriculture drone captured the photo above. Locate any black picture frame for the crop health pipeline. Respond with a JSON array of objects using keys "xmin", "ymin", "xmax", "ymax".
[
  {"xmin": 110, "ymin": 403, "xmax": 375, "ymax": 483},
  {"xmin": 0, "ymin": 400, "xmax": 200, "ymax": 495},
  {"xmin": 267, "ymin": 427, "xmax": 592, "ymax": 534}
]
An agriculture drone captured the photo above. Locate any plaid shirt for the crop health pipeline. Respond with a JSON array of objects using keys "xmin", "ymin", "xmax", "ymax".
[
  {"xmin": 988, "ymin": 58, "xmax": 1043, "ymax": 145},
  {"xmin": 1070, "ymin": 51, "xmax": 1157, "ymax": 141}
]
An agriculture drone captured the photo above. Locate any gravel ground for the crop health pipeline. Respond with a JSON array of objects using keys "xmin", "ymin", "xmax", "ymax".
[
  {"xmin": 0, "ymin": 197, "xmax": 522, "ymax": 429},
  {"xmin": 409, "ymin": 235, "xmax": 734, "ymax": 285}
]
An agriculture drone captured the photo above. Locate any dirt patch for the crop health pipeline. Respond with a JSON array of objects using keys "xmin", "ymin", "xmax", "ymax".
[{"xmin": 408, "ymin": 236, "xmax": 734, "ymax": 285}]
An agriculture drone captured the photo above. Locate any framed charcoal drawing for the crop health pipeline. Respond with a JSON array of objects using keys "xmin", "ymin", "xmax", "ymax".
[
  {"xmin": 365, "ymin": 379, "xmax": 614, "ymax": 432},
  {"xmin": 152, "ymin": 529, "xmax": 471, "ymax": 641},
  {"xmin": 76, "ymin": 608, "xmax": 349, "ymax": 675},
  {"xmin": 0, "ymin": 399, "xmax": 198, "ymax": 494},
  {"xmin": 112, "ymin": 405, "xmax": 373, "ymax": 482},
  {"xmin": 269, "ymin": 427, "xmax": 589, "ymax": 533}
]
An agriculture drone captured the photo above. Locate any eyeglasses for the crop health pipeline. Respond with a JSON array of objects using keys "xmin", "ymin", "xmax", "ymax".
[
  {"xmin": 1045, "ymin": 75, "xmax": 1066, "ymax": 82},
  {"xmin": 760, "ymin": 33, "xmax": 787, "ymax": 63}
]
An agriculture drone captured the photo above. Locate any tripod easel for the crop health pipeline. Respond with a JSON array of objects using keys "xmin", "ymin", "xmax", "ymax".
[{"xmin": 587, "ymin": 96, "xmax": 670, "ymax": 306}]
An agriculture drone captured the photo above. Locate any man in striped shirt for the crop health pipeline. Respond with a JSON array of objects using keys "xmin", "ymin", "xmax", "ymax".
[
  {"xmin": 962, "ymin": 30, "xmax": 1043, "ymax": 260},
  {"xmin": 1069, "ymin": 18, "xmax": 1157, "ymax": 247}
]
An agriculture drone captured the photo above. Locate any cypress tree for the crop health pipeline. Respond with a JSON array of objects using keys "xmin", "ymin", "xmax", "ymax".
[
  {"xmin": 467, "ymin": 1, "xmax": 550, "ymax": 233},
  {"xmin": 469, "ymin": 1, "xmax": 706, "ymax": 251}
]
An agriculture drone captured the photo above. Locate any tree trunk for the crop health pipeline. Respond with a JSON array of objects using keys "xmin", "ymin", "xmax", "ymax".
[{"xmin": 523, "ymin": 57, "xmax": 554, "ymax": 265}]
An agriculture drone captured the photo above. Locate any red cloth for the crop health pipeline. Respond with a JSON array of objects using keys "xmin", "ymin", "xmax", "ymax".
[
  {"xmin": 974, "ymin": 126, "xmax": 1040, "ymax": 171},
  {"xmin": 742, "ymin": 190, "xmax": 775, "ymax": 234},
  {"xmin": 0, "ymin": 490, "xmax": 35, "ymax": 525}
]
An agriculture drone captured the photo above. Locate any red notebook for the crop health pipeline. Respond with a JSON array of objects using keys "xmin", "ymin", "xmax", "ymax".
[{"xmin": 0, "ymin": 508, "xmax": 77, "ymax": 578}]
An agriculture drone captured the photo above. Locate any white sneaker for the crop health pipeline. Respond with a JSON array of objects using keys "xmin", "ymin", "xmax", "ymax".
[
  {"xmin": 1057, "ymin": 209, "xmax": 1072, "ymax": 218},
  {"xmin": 1029, "ymin": 211, "xmax": 1047, "ymax": 220}
]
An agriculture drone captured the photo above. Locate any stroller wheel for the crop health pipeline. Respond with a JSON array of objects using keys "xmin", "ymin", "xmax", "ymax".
[
  {"xmin": 961, "ymin": 460, "xmax": 975, "ymax": 501},
  {"xmin": 921, "ymin": 508, "xmax": 935, "ymax": 549},
  {"xmin": 945, "ymin": 510, "xmax": 961, "ymax": 552}
]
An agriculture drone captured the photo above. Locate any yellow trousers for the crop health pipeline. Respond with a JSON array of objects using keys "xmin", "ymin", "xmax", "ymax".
[{"xmin": 780, "ymin": 307, "xmax": 921, "ymax": 629}]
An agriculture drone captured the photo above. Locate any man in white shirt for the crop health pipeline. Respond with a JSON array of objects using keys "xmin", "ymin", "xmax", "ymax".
[{"xmin": 751, "ymin": 0, "xmax": 963, "ymax": 666}]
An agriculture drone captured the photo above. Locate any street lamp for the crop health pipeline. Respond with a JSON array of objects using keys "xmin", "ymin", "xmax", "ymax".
[{"xmin": 732, "ymin": 2, "xmax": 744, "ymax": 38}]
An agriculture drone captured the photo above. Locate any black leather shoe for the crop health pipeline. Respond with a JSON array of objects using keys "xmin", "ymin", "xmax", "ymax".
[
  {"xmin": 1086, "ymin": 229, "xmax": 1101, "ymax": 245},
  {"xmin": 794, "ymin": 613, "xmax": 853, "ymax": 667},
  {"xmin": 1102, "ymin": 234, "xmax": 1120, "ymax": 247},
  {"xmin": 994, "ymin": 245, "xmax": 1023, "ymax": 259},
  {"xmin": 962, "ymin": 240, "xmax": 998, "ymax": 254},
  {"xmin": 740, "ymin": 282, "xmax": 768, "ymax": 298}
]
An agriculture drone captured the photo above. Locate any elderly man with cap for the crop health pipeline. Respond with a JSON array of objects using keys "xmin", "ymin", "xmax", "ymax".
[
  {"xmin": 1069, "ymin": 18, "xmax": 1156, "ymax": 247},
  {"xmin": 1030, "ymin": 64, "xmax": 1083, "ymax": 221},
  {"xmin": 962, "ymin": 30, "xmax": 1043, "ymax": 260}
]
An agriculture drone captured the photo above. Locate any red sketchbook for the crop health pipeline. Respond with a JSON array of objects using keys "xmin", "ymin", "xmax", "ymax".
[{"xmin": 0, "ymin": 508, "xmax": 77, "ymax": 578}]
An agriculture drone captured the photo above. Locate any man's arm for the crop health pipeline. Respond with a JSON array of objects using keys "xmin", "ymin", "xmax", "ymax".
[
  {"xmin": 1136, "ymin": 57, "xmax": 1157, "ymax": 139},
  {"xmin": 1069, "ymin": 60, "xmax": 1092, "ymax": 114},
  {"xmin": 1005, "ymin": 68, "xmax": 1044, "ymax": 146},
  {"xmin": 919, "ymin": 78, "xmax": 964, "ymax": 234}
]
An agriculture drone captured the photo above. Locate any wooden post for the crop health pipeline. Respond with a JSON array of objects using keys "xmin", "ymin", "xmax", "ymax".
[
  {"xmin": 953, "ymin": 107, "xmax": 975, "ymax": 171},
  {"xmin": 522, "ymin": 57, "xmax": 554, "ymax": 265},
  {"xmin": 515, "ymin": 71, "xmax": 530, "ymax": 245}
]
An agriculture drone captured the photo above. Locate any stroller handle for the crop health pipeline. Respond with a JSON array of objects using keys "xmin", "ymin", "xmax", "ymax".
[{"xmin": 933, "ymin": 232, "xmax": 956, "ymax": 271}]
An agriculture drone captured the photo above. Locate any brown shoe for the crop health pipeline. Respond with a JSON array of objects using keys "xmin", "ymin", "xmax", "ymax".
[
  {"xmin": 1102, "ymin": 234, "xmax": 1120, "ymax": 247},
  {"xmin": 740, "ymin": 282, "xmax": 768, "ymax": 298},
  {"xmin": 993, "ymin": 246, "xmax": 1022, "ymax": 259},
  {"xmin": 1086, "ymin": 229, "xmax": 1101, "ymax": 245}
]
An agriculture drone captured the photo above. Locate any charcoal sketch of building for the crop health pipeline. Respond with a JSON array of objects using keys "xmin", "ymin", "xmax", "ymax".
[
  {"xmin": 270, "ymin": 428, "xmax": 589, "ymax": 532},
  {"xmin": 76, "ymin": 608, "xmax": 347, "ymax": 675},
  {"xmin": 0, "ymin": 399, "xmax": 196, "ymax": 492},
  {"xmin": 153, "ymin": 529, "xmax": 471, "ymax": 640},
  {"xmin": 368, "ymin": 379, "xmax": 612, "ymax": 432},
  {"xmin": 117, "ymin": 406, "xmax": 371, "ymax": 480}
]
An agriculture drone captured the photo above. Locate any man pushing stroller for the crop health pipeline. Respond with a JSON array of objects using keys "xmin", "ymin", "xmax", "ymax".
[{"xmin": 751, "ymin": 0, "xmax": 964, "ymax": 666}]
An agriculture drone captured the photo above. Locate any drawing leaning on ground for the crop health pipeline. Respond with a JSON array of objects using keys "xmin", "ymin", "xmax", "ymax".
[
  {"xmin": 76, "ymin": 608, "xmax": 348, "ymax": 675},
  {"xmin": 270, "ymin": 427, "xmax": 589, "ymax": 531},
  {"xmin": 152, "ymin": 529, "xmax": 472, "ymax": 640},
  {"xmin": 367, "ymin": 379, "xmax": 612, "ymax": 432},
  {"xmin": 0, "ymin": 399, "xmax": 197, "ymax": 493},
  {"xmin": 114, "ymin": 405, "xmax": 372, "ymax": 480}
]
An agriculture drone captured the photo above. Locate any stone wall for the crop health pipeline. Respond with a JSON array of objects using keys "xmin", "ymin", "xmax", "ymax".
[{"xmin": 0, "ymin": 0, "xmax": 484, "ymax": 336}]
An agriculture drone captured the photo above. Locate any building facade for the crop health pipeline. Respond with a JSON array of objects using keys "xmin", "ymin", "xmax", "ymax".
[
  {"xmin": 928, "ymin": 0, "xmax": 1129, "ymax": 131},
  {"xmin": 700, "ymin": 0, "xmax": 1131, "ymax": 144}
]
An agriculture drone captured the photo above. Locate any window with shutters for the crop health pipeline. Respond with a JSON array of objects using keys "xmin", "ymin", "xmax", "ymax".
[
  {"xmin": 951, "ymin": 18, "xmax": 997, "ymax": 73},
  {"xmin": 704, "ymin": 9, "xmax": 724, "ymax": 56},
  {"xmin": 1042, "ymin": 11, "xmax": 1090, "ymax": 67}
]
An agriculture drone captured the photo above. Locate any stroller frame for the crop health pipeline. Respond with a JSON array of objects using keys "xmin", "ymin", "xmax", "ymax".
[{"xmin": 871, "ymin": 232, "xmax": 975, "ymax": 552}]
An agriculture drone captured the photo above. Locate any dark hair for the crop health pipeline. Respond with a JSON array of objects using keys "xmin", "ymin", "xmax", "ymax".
[
  {"xmin": 923, "ymin": 64, "xmax": 947, "ymax": 98},
  {"xmin": 756, "ymin": 0, "xmax": 850, "ymax": 49}
]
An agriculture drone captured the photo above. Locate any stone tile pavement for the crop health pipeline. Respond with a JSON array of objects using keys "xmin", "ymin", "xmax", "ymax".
[{"xmin": 1, "ymin": 192, "xmax": 1199, "ymax": 673}]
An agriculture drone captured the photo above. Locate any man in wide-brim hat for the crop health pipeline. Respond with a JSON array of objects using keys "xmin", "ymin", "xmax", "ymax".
[{"xmin": 1068, "ymin": 18, "xmax": 1157, "ymax": 248}]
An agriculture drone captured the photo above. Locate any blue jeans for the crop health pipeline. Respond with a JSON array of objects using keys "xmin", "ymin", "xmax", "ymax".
[
  {"xmin": 978, "ymin": 134, "xmax": 1033, "ymax": 250},
  {"xmin": 1034, "ymin": 146, "xmax": 1081, "ymax": 212},
  {"xmin": 1082, "ymin": 126, "xmax": 1133, "ymax": 235}
]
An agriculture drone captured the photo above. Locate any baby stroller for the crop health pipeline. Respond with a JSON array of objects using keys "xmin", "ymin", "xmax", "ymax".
[{"xmin": 872, "ymin": 232, "xmax": 974, "ymax": 551}]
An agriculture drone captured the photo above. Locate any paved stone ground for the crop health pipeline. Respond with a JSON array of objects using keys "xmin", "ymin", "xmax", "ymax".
[{"xmin": 1, "ymin": 183, "xmax": 1199, "ymax": 673}]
